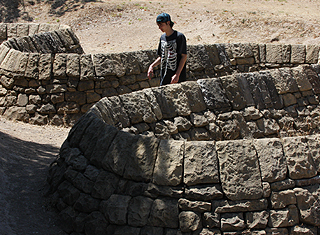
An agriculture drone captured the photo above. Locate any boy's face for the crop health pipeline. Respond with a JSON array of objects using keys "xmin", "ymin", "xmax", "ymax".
[{"xmin": 157, "ymin": 21, "xmax": 171, "ymax": 32}]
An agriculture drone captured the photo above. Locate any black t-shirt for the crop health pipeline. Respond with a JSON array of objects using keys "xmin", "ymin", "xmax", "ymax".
[{"xmin": 157, "ymin": 30, "xmax": 187, "ymax": 86}]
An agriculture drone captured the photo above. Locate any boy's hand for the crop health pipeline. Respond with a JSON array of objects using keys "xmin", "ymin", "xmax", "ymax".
[
  {"xmin": 147, "ymin": 66, "xmax": 154, "ymax": 80},
  {"xmin": 171, "ymin": 74, "xmax": 179, "ymax": 84}
]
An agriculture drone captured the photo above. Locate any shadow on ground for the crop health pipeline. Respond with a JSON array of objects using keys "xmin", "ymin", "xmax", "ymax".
[{"xmin": 0, "ymin": 130, "xmax": 67, "ymax": 235}]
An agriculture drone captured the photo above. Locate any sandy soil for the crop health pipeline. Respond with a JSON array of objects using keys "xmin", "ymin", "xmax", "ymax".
[
  {"xmin": 20, "ymin": 0, "xmax": 320, "ymax": 54},
  {"xmin": 1, "ymin": 0, "xmax": 320, "ymax": 234}
]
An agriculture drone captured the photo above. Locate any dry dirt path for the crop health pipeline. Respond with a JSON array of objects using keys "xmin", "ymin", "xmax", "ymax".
[{"xmin": 0, "ymin": 117, "xmax": 70, "ymax": 235}]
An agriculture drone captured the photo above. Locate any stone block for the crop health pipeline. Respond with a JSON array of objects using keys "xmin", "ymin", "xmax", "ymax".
[
  {"xmin": 84, "ymin": 211, "xmax": 109, "ymax": 235},
  {"xmin": 291, "ymin": 66, "xmax": 313, "ymax": 92},
  {"xmin": 17, "ymin": 93, "xmax": 28, "ymax": 107},
  {"xmin": 25, "ymin": 53, "xmax": 39, "ymax": 78},
  {"xmin": 57, "ymin": 180, "xmax": 80, "ymax": 206},
  {"xmin": 306, "ymin": 135, "xmax": 320, "ymax": 173},
  {"xmin": 71, "ymin": 172, "xmax": 94, "ymax": 194},
  {"xmin": 0, "ymin": 49, "xmax": 22, "ymax": 72},
  {"xmin": 216, "ymin": 139, "xmax": 263, "ymax": 200},
  {"xmin": 28, "ymin": 23, "xmax": 39, "ymax": 35},
  {"xmin": 268, "ymin": 205, "xmax": 299, "ymax": 228},
  {"xmin": 244, "ymin": 72, "xmax": 272, "ymax": 109},
  {"xmin": 219, "ymin": 75, "xmax": 247, "ymax": 110},
  {"xmin": 153, "ymin": 139, "xmax": 184, "ymax": 186},
  {"xmin": 203, "ymin": 212, "xmax": 220, "ymax": 228},
  {"xmin": 187, "ymin": 44, "xmax": 212, "ymax": 71},
  {"xmin": 282, "ymin": 136, "xmax": 317, "ymax": 180},
  {"xmin": 254, "ymin": 138, "xmax": 287, "ymax": 183},
  {"xmin": 151, "ymin": 83, "xmax": 191, "ymax": 119},
  {"xmin": 148, "ymin": 198, "xmax": 179, "ymax": 228},
  {"xmin": 78, "ymin": 80, "xmax": 94, "ymax": 91},
  {"xmin": 197, "ymin": 78, "xmax": 231, "ymax": 112},
  {"xmin": 212, "ymin": 199, "xmax": 268, "ymax": 213},
  {"xmin": 7, "ymin": 23, "xmax": 17, "ymax": 38},
  {"xmin": 204, "ymin": 44, "xmax": 221, "ymax": 65},
  {"xmin": 121, "ymin": 52, "xmax": 141, "ymax": 75},
  {"xmin": 266, "ymin": 44, "xmax": 291, "ymax": 64},
  {"xmin": 17, "ymin": 23, "xmax": 29, "ymax": 37},
  {"xmin": 66, "ymin": 54, "xmax": 80, "ymax": 77},
  {"xmin": 80, "ymin": 54, "xmax": 95, "ymax": 80},
  {"xmin": 119, "ymin": 91, "xmax": 157, "ymax": 124},
  {"xmin": 181, "ymin": 81, "xmax": 206, "ymax": 113},
  {"xmin": 184, "ymin": 185, "xmax": 223, "ymax": 201},
  {"xmin": 221, "ymin": 213, "xmax": 245, "ymax": 232},
  {"xmin": 91, "ymin": 171, "xmax": 120, "ymax": 200},
  {"xmin": 304, "ymin": 65, "xmax": 320, "ymax": 94},
  {"xmin": 0, "ymin": 23, "xmax": 7, "ymax": 39},
  {"xmin": 128, "ymin": 196, "xmax": 153, "ymax": 227},
  {"xmin": 270, "ymin": 179, "xmax": 295, "ymax": 192},
  {"xmin": 111, "ymin": 225, "xmax": 141, "ymax": 235},
  {"xmin": 245, "ymin": 211, "xmax": 269, "ymax": 230},
  {"xmin": 271, "ymin": 190, "xmax": 296, "ymax": 209},
  {"xmin": 0, "ymin": 75, "xmax": 14, "ymax": 89},
  {"xmin": 291, "ymin": 44, "xmax": 306, "ymax": 64},
  {"xmin": 135, "ymin": 50, "xmax": 152, "ymax": 73},
  {"xmin": 53, "ymin": 53, "xmax": 67, "ymax": 77},
  {"xmin": 140, "ymin": 226, "xmax": 163, "ymax": 235},
  {"xmin": 98, "ymin": 96, "xmax": 130, "ymax": 128},
  {"xmin": 271, "ymin": 68, "xmax": 299, "ymax": 94},
  {"xmin": 290, "ymin": 225, "xmax": 317, "ymax": 235},
  {"xmin": 259, "ymin": 44, "xmax": 266, "ymax": 63},
  {"xmin": 306, "ymin": 45, "xmax": 320, "ymax": 64},
  {"xmin": 294, "ymin": 187, "xmax": 320, "ymax": 226},
  {"xmin": 39, "ymin": 54, "xmax": 53, "ymax": 80},
  {"xmin": 184, "ymin": 141, "xmax": 219, "ymax": 186},
  {"xmin": 86, "ymin": 92, "xmax": 101, "ymax": 103},
  {"xmin": 0, "ymin": 45, "xmax": 10, "ymax": 64},
  {"xmin": 93, "ymin": 53, "xmax": 125, "ymax": 77},
  {"xmin": 73, "ymin": 193, "xmax": 100, "ymax": 213},
  {"xmin": 100, "ymin": 194, "xmax": 131, "ymax": 225},
  {"xmin": 259, "ymin": 70, "xmax": 283, "ymax": 109},
  {"xmin": 179, "ymin": 211, "xmax": 201, "ymax": 232},
  {"xmin": 178, "ymin": 198, "xmax": 211, "ymax": 213}
]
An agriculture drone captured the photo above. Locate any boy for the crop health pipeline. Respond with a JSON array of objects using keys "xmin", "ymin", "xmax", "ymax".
[{"xmin": 147, "ymin": 13, "xmax": 187, "ymax": 86}]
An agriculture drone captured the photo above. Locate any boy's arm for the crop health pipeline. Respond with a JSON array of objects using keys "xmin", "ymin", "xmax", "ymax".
[
  {"xmin": 148, "ymin": 57, "xmax": 161, "ymax": 79},
  {"xmin": 171, "ymin": 53, "xmax": 187, "ymax": 84}
]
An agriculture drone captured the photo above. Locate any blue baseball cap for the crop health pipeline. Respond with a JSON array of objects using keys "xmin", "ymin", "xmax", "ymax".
[{"xmin": 156, "ymin": 13, "xmax": 172, "ymax": 24}]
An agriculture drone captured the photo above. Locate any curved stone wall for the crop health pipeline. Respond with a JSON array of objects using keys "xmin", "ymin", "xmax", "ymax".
[
  {"xmin": 1, "ymin": 23, "xmax": 320, "ymax": 234},
  {"xmin": 47, "ymin": 64, "xmax": 320, "ymax": 234},
  {"xmin": 0, "ymin": 23, "xmax": 320, "ymax": 126}
]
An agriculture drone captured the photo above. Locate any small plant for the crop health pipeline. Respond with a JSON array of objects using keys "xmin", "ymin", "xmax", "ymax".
[{"xmin": 57, "ymin": 19, "xmax": 60, "ymax": 22}]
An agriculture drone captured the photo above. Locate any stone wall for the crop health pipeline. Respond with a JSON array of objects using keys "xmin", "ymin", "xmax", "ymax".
[
  {"xmin": 47, "ymin": 63, "xmax": 320, "ymax": 234},
  {"xmin": 0, "ymin": 23, "xmax": 320, "ymax": 126},
  {"xmin": 2, "ymin": 23, "xmax": 320, "ymax": 234}
]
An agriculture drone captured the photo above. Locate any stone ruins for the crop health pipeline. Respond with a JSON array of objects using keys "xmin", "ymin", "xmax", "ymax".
[{"xmin": 1, "ymin": 23, "xmax": 320, "ymax": 234}]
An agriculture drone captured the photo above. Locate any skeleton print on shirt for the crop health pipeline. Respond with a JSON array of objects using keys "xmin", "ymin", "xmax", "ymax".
[
  {"xmin": 157, "ymin": 30, "xmax": 187, "ymax": 85},
  {"xmin": 160, "ymin": 39, "xmax": 178, "ymax": 79}
]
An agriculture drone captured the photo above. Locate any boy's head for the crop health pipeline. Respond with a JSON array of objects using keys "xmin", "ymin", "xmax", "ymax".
[{"xmin": 156, "ymin": 13, "xmax": 174, "ymax": 28}]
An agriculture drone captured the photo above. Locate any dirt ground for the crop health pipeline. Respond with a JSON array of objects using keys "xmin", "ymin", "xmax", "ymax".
[{"xmin": 1, "ymin": 0, "xmax": 320, "ymax": 234}]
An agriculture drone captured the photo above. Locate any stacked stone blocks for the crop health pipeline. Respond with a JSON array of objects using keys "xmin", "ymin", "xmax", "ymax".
[
  {"xmin": 47, "ymin": 62, "xmax": 320, "ymax": 234},
  {"xmin": 0, "ymin": 23, "xmax": 320, "ymax": 126}
]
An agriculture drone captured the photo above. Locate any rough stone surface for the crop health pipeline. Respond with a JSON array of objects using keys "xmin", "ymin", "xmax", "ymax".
[
  {"xmin": 179, "ymin": 211, "xmax": 201, "ymax": 232},
  {"xmin": 216, "ymin": 140, "xmax": 263, "ymax": 200},
  {"xmin": 282, "ymin": 136, "xmax": 317, "ymax": 179},
  {"xmin": 153, "ymin": 139, "xmax": 184, "ymax": 186},
  {"xmin": 184, "ymin": 141, "xmax": 219, "ymax": 186},
  {"xmin": 254, "ymin": 138, "xmax": 287, "ymax": 183}
]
